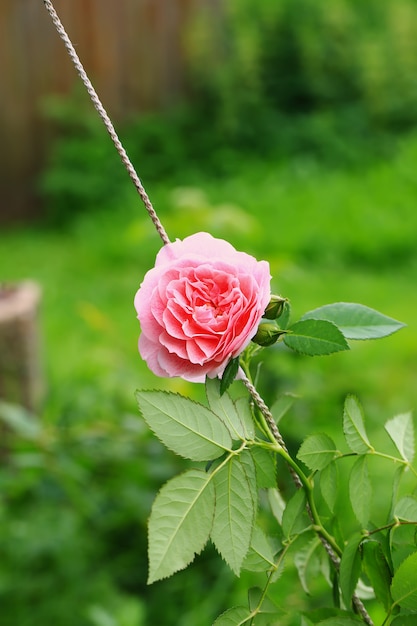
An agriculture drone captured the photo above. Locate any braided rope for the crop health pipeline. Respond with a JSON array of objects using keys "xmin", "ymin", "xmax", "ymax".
[
  {"xmin": 240, "ymin": 372, "xmax": 303, "ymax": 489},
  {"xmin": 42, "ymin": 0, "xmax": 170, "ymax": 246}
]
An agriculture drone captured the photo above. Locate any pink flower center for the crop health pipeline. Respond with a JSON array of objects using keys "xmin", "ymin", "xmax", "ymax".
[{"xmin": 194, "ymin": 301, "xmax": 223, "ymax": 323}]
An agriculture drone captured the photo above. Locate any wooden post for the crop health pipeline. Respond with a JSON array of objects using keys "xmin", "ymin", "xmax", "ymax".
[{"xmin": 0, "ymin": 282, "xmax": 43, "ymax": 411}]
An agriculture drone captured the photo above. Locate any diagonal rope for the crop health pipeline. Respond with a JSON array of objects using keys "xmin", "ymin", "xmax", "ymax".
[{"xmin": 42, "ymin": 0, "xmax": 170, "ymax": 246}]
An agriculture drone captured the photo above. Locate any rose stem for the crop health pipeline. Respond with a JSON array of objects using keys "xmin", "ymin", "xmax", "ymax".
[
  {"xmin": 240, "ymin": 370, "xmax": 374, "ymax": 626},
  {"xmin": 42, "ymin": 0, "xmax": 170, "ymax": 246}
]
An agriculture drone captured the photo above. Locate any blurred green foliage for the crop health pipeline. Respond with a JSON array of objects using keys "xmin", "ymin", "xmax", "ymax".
[
  {"xmin": 186, "ymin": 0, "xmax": 417, "ymax": 141},
  {"xmin": 2, "ymin": 0, "xmax": 417, "ymax": 623},
  {"xmin": 40, "ymin": 0, "xmax": 417, "ymax": 225},
  {"xmin": 0, "ymin": 399, "xmax": 243, "ymax": 626}
]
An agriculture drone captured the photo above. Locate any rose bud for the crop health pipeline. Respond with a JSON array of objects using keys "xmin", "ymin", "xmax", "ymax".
[
  {"xmin": 263, "ymin": 295, "xmax": 287, "ymax": 320},
  {"xmin": 252, "ymin": 322, "xmax": 285, "ymax": 347}
]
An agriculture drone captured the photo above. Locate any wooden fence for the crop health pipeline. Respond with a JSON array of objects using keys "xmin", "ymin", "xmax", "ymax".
[{"xmin": 0, "ymin": 0, "xmax": 203, "ymax": 223}]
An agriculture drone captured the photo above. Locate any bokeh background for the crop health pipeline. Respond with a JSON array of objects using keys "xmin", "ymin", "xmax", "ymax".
[{"xmin": 1, "ymin": 0, "xmax": 417, "ymax": 624}]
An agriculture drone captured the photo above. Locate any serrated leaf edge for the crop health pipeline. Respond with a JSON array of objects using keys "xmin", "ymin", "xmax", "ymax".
[
  {"xmin": 211, "ymin": 456, "xmax": 256, "ymax": 575},
  {"xmin": 343, "ymin": 395, "xmax": 372, "ymax": 454},
  {"xmin": 301, "ymin": 302, "xmax": 405, "ymax": 341},
  {"xmin": 147, "ymin": 468, "xmax": 215, "ymax": 583},
  {"xmin": 136, "ymin": 389, "xmax": 233, "ymax": 460},
  {"xmin": 284, "ymin": 319, "xmax": 350, "ymax": 356},
  {"xmin": 297, "ymin": 433, "xmax": 338, "ymax": 472}
]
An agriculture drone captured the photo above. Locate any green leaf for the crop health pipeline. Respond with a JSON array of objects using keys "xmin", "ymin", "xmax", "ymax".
[
  {"xmin": 248, "ymin": 587, "xmax": 279, "ymax": 613},
  {"xmin": 316, "ymin": 618, "xmax": 362, "ymax": 625},
  {"xmin": 303, "ymin": 609, "xmax": 362, "ymax": 624},
  {"xmin": 248, "ymin": 588, "xmax": 285, "ymax": 624},
  {"xmin": 240, "ymin": 449, "xmax": 258, "ymax": 513},
  {"xmin": 250, "ymin": 446, "xmax": 276, "ymax": 488},
  {"xmin": 220, "ymin": 357, "xmax": 240, "ymax": 395},
  {"xmin": 391, "ymin": 616, "xmax": 417, "ymax": 626},
  {"xmin": 206, "ymin": 377, "xmax": 246, "ymax": 441},
  {"xmin": 234, "ymin": 396, "xmax": 255, "ymax": 440},
  {"xmin": 389, "ymin": 465, "xmax": 406, "ymax": 519},
  {"xmin": 394, "ymin": 496, "xmax": 417, "ymax": 522},
  {"xmin": 242, "ymin": 525, "xmax": 276, "ymax": 572},
  {"xmin": 339, "ymin": 532, "xmax": 363, "ymax": 610},
  {"xmin": 212, "ymin": 606, "xmax": 251, "ymax": 625},
  {"xmin": 297, "ymin": 434, "xmax": 337, "ymax": 472},
  {"xmin": 349, "ymin": 456, "xmax": 372, "ymax": 527},
  {"xmin": 343, "ymin": 395, "xmax": 372, "ymax": 454},
  {"xmin": 246, "ymin": 611, "xmax": 281, "ymax": 626},
  {"xmin": 284, "ymin": 319, "xmax": 349, "ymax": 356},
  {"xmin": 148, "ymin": 469, "xmax": 215, "ymax": 583},
  {"xmin": 389, "ymin": 524, "xmax": 417, "ymax": 571},
  {"xmin": 391, "ymin": 552, "xmax": 417, "ymax": 612},
  {"xmin": 361, "ymin": 540, "xmax": 392, "ymax": 612},
  {"xmin": 320, "ymin": 462, "xmax": 339, "ymax": 513},
  {"xmin": 282, "ymin": 489, "xmax": 308, "ymax": 538},
  {"xmin": 268, "ymin": 488, "xmax": 286, "ymax": 525},
  {"xmin": 270, "ymin": 393, "xmax": 297, "ymax": 424},
  {"xmin": 385, "ymin": 412, "xmax": 415, "ymax": 463},
  {"xmin": 302, "ymin": 302, "xmax": 405, "ymax": 340},
  {"xmin": 211, "ymin": 456, "xmax": 256, "ymax": 575},
  {"xmin": 136, "ymin": 390, "xmax": 232, "ymax": 461},
  {"xmin": 294, "ymin": 537, "xmax": 322, "ymax": 594}
]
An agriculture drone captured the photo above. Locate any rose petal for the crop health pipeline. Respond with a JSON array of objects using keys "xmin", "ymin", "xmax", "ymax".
[{"xmin": 135, "ymin": 232, "xmax": 271, "ymax": 382}]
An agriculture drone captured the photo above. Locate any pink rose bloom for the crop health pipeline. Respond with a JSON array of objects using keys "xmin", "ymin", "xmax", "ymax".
[{"xmin": 134, "ymin": 232, "xmax": 271, "ymax": 382}]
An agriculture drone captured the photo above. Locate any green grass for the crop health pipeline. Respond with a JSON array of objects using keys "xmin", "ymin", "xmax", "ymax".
[
  {"xmin": 2, "ymin": 128, "xmax": 417, "ymax": 625},
  {"xmin": 3, "ymin": 129, "xmax": 417, "ymax": 415}
]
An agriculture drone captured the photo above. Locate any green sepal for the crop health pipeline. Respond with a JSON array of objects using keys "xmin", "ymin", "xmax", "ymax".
[{"xmin": 219, "ymin": 357, "xmax": 240, "ymax": 396}]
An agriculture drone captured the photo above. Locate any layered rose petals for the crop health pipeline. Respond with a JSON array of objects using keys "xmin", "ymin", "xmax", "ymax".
[{"xmin": 134, "ymin": 232, "xmax": 271, "ymax": 382}]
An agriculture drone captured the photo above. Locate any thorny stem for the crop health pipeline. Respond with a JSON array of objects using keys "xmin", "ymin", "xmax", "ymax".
[
  {"xmin": 42, "ymin": 0, "xmax": 170, "ymax": 246},
  {"xmin": 239, "ymin": 367, "xmax": 375, "ymax": 626}
]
